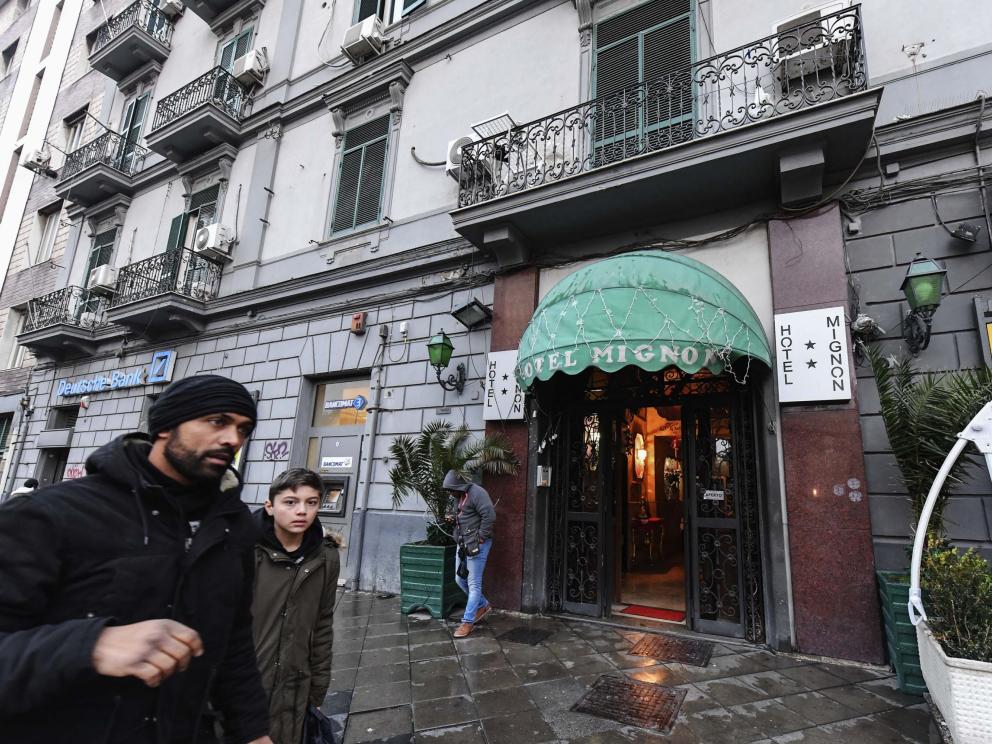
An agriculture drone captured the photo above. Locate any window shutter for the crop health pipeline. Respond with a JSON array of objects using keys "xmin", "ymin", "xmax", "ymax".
[
  {"xmin": 220, "ymin": 39, "xmax": 236, "ymax": 71},
  {"xmin": 332, "ymin": 115, "xmax": 390, "ymax": 233},
  {"xmin": 0, "ymin": 415, "xmax": 11, "ymax": 455},
  {"xmin": 354, "ymin": 138, "xmax": 386, "ymax": 226},
  {"xmin": 166, "ymin": 214, "xmax": 186, "ymax": 251},
  {"xmin": 596, "ymin": 0, "xmax": 690, "ymax": 48},
  {"xmin": 189, "ymin": 185, "xmax": 220, "ymax": 210},
  {"xmin": 234, "ymin": 28, "xmax": 253, "ymax": 59},
  {"xmin": 332, "ymin": 150, "xmax": 362, "ymax": 233},
  {"xmin": 643, "ymin": 15, "xmax": 693, "ymax": 130},
  {"xmin": 594, "ymin": 36, "xmax": 639, "ymax": 99}
]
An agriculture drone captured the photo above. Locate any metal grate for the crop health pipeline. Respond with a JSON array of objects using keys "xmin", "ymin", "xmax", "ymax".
[
  {"xmin": 497, "ymin": 627, "xmax": 554, "ymax": 646},
  {"xmin": 572, "ymin": 674, "xmax": 686, "ymax": 732},
  {"xmin": 629, "ymin": 633, "xmax": 714, "ymax": 667}
]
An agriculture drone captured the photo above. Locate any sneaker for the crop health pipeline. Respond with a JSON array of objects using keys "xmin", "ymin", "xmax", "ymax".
[
  {"xmin": 453, "ymin": 622, "xmax": 474, "ymax": 638},
  {"xmin": 474, "ymin": 603, "xmax": 491, "ymax": 624}
]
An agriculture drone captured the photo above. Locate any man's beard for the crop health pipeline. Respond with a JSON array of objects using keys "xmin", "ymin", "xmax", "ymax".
[{"xmin": 164, "ymin": 431, "xmax": 235, "ymax": 484}]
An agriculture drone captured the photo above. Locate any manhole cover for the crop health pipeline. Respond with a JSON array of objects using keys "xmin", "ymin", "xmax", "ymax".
[
  {"xmin": 629, "ymin": 633, "xmax": 714, "ymax": 667},
  {"xmin": 572, "ymin": 675, "xmax": 686, "ymax": 732},
  {"xmin": 497, "ymin": 627, "xmax": 554, "ymax": 646}
]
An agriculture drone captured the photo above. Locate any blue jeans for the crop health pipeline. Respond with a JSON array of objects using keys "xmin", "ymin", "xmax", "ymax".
[{"xmin": 455, "ymin": 538, "xmax": 492, "ymax": 623}]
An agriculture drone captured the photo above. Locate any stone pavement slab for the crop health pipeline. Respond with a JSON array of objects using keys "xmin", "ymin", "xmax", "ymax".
[{"xmin": 326, "ymin": 591, "xmax": 933, "ymax": 744}]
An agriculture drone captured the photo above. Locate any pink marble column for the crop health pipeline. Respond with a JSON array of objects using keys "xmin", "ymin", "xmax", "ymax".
[
  {"xmin": 484, "ymin": 267, "xmax": 539, "ymax": 611},
  {"xmin": 769, "ymin": 205, "xmax": 885, "ymax": 663}
]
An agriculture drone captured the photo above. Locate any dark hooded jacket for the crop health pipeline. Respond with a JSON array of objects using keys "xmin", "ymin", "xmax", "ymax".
[
  {"xmin": 443, "ymin": 470, "xmax": 496, "ymax": 545},
  {"xmin": 0, "ymin": 434, "xmax": 268, "ymax": 744},
  {"xmin": 252, "ymin": 509, "xmax": 339, "ymax": 744}
]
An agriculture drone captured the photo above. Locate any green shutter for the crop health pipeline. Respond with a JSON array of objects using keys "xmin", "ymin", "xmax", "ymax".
[
  {"xmin": 331, "ymin": 115, "xmax": 390, "ymax": 233},
  {"xmin": 234, "ymin": 28, "xmax": 253, "ymax": 58},
  {"xmin": 166, "ymin": 214, "xmax": 186, "ymax": 251},
  {"xmin": 596, "ymin": 0, "xmax": 690, "ymax": 49},
  {"xmin": 220, "ymin": 39, "xmax": 236, "ymax": 71}
]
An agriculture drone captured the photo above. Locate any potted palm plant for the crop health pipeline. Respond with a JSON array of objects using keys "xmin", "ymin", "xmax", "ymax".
[
  {"xmin": 388, "ymin": 420, "xmax": 518, "ymax": 618},
  {"xmin": 864, "ymin": 344, "xmax": 992, "ymax": 693}
]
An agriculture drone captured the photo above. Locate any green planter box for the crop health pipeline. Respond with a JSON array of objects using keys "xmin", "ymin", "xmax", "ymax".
[
  {"xmin": 877, "ymin": 570, "xmax": 927, "ymax": 695},
  {"xmin": 400, "ymin": 542, "xmax": 463, "ymax": 619}
]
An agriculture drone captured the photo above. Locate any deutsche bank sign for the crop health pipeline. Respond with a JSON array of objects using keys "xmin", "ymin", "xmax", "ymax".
[{"xmin": 56, "ymin": 350, "xmax": 177, "ymax": 397}]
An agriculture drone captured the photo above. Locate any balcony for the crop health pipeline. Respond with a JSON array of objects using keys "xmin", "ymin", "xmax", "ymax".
[
  {"xmin": 89, "ymin": 0, "xmax": 173, "ymax": 83},
  {"xmin": 144, "ymin": 67, "xmax": 247, "ymax": 162},
  {"xmin": 451, "ymin": 5, "xmax": 879, "ymax": 264},
  {"xmin": 107, "ymin": 248, "xmax": 223, "ymax": 337},
  {"xmin": 54, "ymin": 132, "xmax": 148, "ymax": 206},
  {"xmin": 18, "ymin": 287, "xmax": 110, "ymax": 358}
]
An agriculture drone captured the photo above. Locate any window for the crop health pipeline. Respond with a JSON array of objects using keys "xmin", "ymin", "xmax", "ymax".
[
  {"xmin": 355, "ymin": 0, "xmax": 424, "ymax": 24},
  {"xmin": 165, "ymin": 184, "xmax": 220, "ymax": 252},
  {"xmin": 593, "ymin": 0, "xmax": 694, "ymax": 152},
  {"xmin": 311, "ymin": 380, "xmax": 370, "ymax": 428},
  {"xmin": 0, "ymin": 309, "xmax": 27, "ymax": 370},
  {"xmin": 31, "ymin": 204, "xmax": 61, "ymax": 265},
  {"xmin": 331, "ymin": 115, "xmax": 390, "ymax": 233},
  {"xmin": 0, "ymin": 414, "xmax": 13, "ymax": 457},
  {"xmin": 83, "ymin": 228, "xmax": 116, "ymax": 283},
  {"xmin": 47, "ymin": 404, "xmax": 79, "ymax": 430},
  {"xmin": 219, "ymin": 27, "xmax": 253, "ymax": 71},
  {"xmin": 1, "ymin": 40, "xmax": 17, "ymax": 77},
  {"xmin": 41, "ymin": 1, "xmax": 63, "ymax": 59},
  {"xmin": 1, "ymin": 148, "xmax": 21, "ymax": 212},
  {"xmin": 63, "ymin": 109, "xmax": 87, "ymax": 154},
  {"xmin": 118, "ymin": 94, "xmax": 149, "ymax": 171},
  {"xmin": 18, "ymin": 71, "xmax": 43, "ymax": 138}
]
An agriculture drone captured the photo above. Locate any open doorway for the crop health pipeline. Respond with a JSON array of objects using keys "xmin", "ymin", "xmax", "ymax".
[{"xmin": 615, "ymin": 405, "xmax": 686, "ymax": 623}]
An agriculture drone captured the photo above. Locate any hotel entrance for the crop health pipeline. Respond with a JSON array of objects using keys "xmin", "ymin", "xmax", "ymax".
[
  {"xmin": 515, "ymin": 251, "xmax": 773, "ymax": 643},
  {"xmin": 541, "ymin": 368, "xmax": 766, "ymax": 642}
]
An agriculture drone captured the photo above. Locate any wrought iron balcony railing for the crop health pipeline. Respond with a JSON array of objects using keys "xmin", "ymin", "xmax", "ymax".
[
  {"xmin": 25, "ymin": 287, "xmax": 111, "ymax": 332},
  {"xmin": 112, "ymin": 248, "xmax": 224, "ymax": 307},
  {"xmin": 91, "ymin": 0, "xmax": 174, "ymax": 54},
  {"xmin": 151, "ymin": 67, "xmax": 248, "ymax": 131},
  {"xmin": 60, "ymin": 131, "xmax": 149, "ymax": 180},
  {"xmin": 458, "ymin": 5, "xmax": 866, "ymax": 207}
]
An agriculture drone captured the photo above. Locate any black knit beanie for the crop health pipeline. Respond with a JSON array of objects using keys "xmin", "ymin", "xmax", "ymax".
[{"xmin": 149, "ymin": 374, "xmax": 257, "ymax": 437}]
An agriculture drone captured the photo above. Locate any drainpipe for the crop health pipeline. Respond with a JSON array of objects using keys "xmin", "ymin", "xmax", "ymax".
[
  {"xmin": 1, "ymin": 380, "xmax": 33, "ymax": 501},
  {"xmin": 349, "ymin": 324, "xmax": 387, "ymax": 591}
]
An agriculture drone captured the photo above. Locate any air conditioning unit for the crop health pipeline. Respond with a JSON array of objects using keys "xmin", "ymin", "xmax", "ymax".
[
  {"xmin": 774, "ymin": 1, "xmax": 853, "ymax": 82},
  {"xmin": 341, "ymin": 16, "xmax": 385, "ymax": 64},
  {"xmin": 444, "ymin": 136, "xmax": 475, "ymax": 181},
  {"xmin": 79, "ymin": 312, "xmax": 99, "ymax": 328},
  {"xmin": 233, "ymin": 47, "xmax": 268, "ymax": 86},
  {"xmin": 87, "ymin": 264, "xmax": 117, "ymax": 295},
  {"xmin": 159, "ymin": 0, "xmax": 184, "ymax": 17},
  {"xmin": 21, "ymin": 148, "xmax": 56, "ymax": 177},
  {"xmin": 194, "ymin": 223, "xmax": 234, "ymax": 261}
]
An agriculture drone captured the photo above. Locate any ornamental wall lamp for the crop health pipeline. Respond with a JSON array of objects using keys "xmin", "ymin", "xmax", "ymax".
[
  {"xmin": 901, "ymin": 252, "xmax": 948, "ymax": 356},
  {"xmin": 427, "ymin": 329, "xmax": 465, "ymax": 393}
]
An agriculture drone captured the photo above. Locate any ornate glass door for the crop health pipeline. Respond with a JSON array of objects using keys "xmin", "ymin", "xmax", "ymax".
[
  {"xmin": 551, "ymin": 411, "xmax": 611, "ymax": 616},
  {"xmin": 686, "ymin": 401, "xmax": 746, "ymax": 637}
]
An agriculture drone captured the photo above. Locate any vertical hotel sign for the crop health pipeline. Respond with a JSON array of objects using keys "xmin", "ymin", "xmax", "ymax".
[
  {"xmin": 484, "ymin": 350, "xmax": 524, "ymax": 420},
  {"xmin": 774, "ymin": 307, "xmax": 851, "ymax": 403}
]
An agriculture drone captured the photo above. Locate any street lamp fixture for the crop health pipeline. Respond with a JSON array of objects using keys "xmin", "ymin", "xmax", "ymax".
[
  {"xmin": 427, "ymin": 329, "xmax": 465, "ymax": 393},
  {"xmin": 900, "ymin": 253, "xmax": 947, "ymax": 355}
]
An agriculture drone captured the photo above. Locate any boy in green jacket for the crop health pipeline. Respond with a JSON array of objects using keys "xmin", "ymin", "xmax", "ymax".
[{"xmin": 253, "ymin": 469, "xmax": 340, "ymax": 744}]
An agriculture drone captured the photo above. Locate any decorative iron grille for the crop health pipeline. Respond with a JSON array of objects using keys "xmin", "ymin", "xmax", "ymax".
[
  {"xmin": 25, "ymin": 286, "xmax": 110, "ymax": 332},
  {"xmin": 60, "ymin": 131, "xmax": 149, "ymax": 180},
  {"xmin": 151, "ymin": 67, "xmax": 247, "ymax": 131},
  {"xmin": 112, "ymin": 248, "xmax": 223, "ymax": 307},
  {"xmin": 458, "ymin": 5, "xmax": 865, "ymax": 207},
  {"xmin": 92, "ymin": 0, "xmax": 173, "ymax": 54}
]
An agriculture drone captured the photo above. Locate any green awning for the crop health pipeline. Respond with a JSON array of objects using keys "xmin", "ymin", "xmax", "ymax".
[{"xmin": 515, "ymin": 251, "xmax": 771, "ymax": 389}]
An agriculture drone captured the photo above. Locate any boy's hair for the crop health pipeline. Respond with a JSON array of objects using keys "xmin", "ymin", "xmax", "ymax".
[{"xmin": 269, "ymin": 468, "xmax": 323, "ymax": 501}]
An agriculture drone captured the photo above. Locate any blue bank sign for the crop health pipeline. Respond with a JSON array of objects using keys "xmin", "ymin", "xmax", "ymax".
[{"xmin": 56, "ymin": 350, "xmax": 177, "ymax": 397}]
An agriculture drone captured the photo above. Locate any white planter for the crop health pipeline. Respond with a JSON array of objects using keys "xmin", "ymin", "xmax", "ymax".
[{"xmin": 917, "ymin": 622, "xmax": 992, "ymax": 744}]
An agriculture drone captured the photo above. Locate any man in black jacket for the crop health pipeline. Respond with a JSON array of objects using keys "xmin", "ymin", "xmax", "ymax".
[{"xmin": 0, "ymin": 375, "xmax": 273, "ymax": 744}]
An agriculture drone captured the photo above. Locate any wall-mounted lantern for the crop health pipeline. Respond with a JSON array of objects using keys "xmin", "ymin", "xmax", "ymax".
[
  {"xmin": 901, "ymin": 252, "xmax": 947, "ymax": 355},
  {"xmin": 451, "ymin": 298, "xmax": 493, "ymax": 329},
  {"xmin": 427, "ymin": 329, "xmax": 465, "ymax": 393}
]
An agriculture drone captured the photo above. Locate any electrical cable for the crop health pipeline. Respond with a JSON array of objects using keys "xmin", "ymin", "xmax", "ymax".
[{"xmin": 410, "ymin": 147, "xmax": 445, "ymax": 167}]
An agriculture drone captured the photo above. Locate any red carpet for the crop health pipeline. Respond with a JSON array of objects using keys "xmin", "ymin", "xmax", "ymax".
[{"xmin": 619, "ymin": 605, "xmax": 686, "ymax": 622}]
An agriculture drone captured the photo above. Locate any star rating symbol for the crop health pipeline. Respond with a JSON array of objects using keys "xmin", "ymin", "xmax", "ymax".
[
  {"xmin": 502, "ymin": 374, "xmax": 509, "ymax": 381},
  {"xmin": 806, "ymin": 359, "xmax": 817, "ymax": 368},
  {"xmin": 805, "ymin": 340, "xmax": 816, "ymax": 349},
  {"xmin": 501, "ymin": 388, "xmax": 507, "ymax": 395}
]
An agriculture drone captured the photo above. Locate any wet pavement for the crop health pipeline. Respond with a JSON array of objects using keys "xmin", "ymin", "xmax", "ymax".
[{"xmin": 322, "ymin": 592, "xmax": 936, "ymax": 744}]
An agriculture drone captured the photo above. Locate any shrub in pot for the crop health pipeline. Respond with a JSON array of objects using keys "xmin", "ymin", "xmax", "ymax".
[
  {"xmin": 388, "ymin": 420, "xmax": 518, "ymax": 618},
  {"xmin": 917, "ymin": 537, "xmax": 992, "ymax": 743},
  {"xmin": 864, "ymin": 344, "xmax": 992, "ymax": 693}
]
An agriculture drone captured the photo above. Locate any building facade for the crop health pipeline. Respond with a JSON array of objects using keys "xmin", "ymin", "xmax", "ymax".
[{"xmin": 1, "ymin": 0, "xmax": 992, "ymax": 666}]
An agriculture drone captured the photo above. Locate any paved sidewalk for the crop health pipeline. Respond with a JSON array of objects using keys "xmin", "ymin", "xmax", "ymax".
[{"xmin": 322, "ymin": 592, "xmax": 935, "ymax": 744}]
